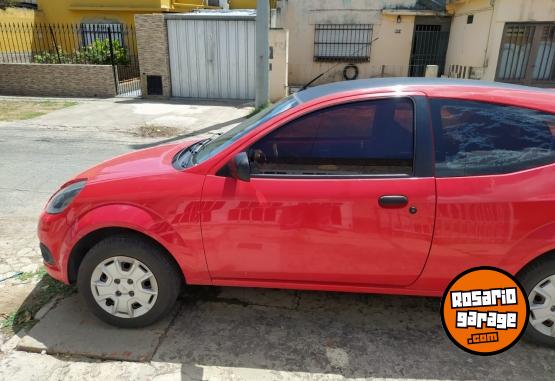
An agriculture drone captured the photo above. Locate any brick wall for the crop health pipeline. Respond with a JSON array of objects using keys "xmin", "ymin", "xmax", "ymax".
[
  {"xmin": 0, "ymin": 63, "xmax": 116, "ymax": 98},
  {"xmin": 135, "ymin": 14, "xmax": 171, "ymax": 98}
]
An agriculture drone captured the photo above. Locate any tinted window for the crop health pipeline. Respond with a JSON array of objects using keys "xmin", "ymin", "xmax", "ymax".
[
  {"xmin": 192, "ymin": 95, "xmax": 298, "ymax": 165},
  {"xmin": 248, "ymin": 98, "xmax": 414, "ymax": 176},
  {"xmin": 431, "ymin": 99, "xmax": 555, "ymax": 176}
]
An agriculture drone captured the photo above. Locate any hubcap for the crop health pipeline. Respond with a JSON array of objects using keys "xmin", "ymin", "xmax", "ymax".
[
  {"xmin": 529, "ymin": 275, "xmax": 555, "ymax": 337},
  {"xmin": 90, "ymin": 256, "xmax": 158, "ymax": 319}
]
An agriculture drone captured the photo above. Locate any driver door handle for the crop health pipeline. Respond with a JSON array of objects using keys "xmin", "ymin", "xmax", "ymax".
[{"xmin": 378, "ymin": 195, "xmax": 408, "ymax": 208}]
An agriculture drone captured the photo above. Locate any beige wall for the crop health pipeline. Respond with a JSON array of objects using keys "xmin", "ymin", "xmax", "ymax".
[
  {"xmin": 445, "ymin": 0, "xmax": 555, "ymax": 80},
  {"xmin": 277, "ymin": 0, "xmax": 421, "ymax": 86},
  {"xmin": 269, "ymin": 28, "xmax": 289, "ymax": 102},
  {"xmin": 135, "ymin": 13, "xmax": 171, "ymax": 98},
  {"xmin": 0, "ymin": 63, "xmax": 116, "ymax": 97}
]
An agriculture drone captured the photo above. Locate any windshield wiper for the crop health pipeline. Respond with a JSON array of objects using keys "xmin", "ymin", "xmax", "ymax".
[
  {"xmin": 172, "ymin": 139, "xmax": 206, "ymax": 169},
  {"xmin": 191, "ymin": 137, "xmax": 215, "ymax": 164}
]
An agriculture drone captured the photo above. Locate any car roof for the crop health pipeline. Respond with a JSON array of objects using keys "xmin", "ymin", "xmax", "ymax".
[{"xmin": 294, "ymin": 77, "xmax": 554, "ymax": 103}]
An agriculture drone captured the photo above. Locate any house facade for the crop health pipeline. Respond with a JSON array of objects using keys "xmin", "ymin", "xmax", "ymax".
[
  {"xmin": 0, "ymin": 0, "xmax": 262, "ymax": 25},
  {"xmin": 445, "ymin": 0, "xmax": 555, "ymax": 87},
  {"xmin": 275, "ymin": 0, "xmax": 450, "ymax": 87}
]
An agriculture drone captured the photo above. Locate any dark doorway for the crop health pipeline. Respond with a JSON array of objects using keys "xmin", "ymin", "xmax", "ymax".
[{"xmin": 409, "ymin": 17, "xmax": 451, "ymax": 77}]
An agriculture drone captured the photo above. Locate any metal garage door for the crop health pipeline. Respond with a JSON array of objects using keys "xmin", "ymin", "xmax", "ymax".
[{"xmin": 167, "ymin": 13, "xmax": 256, "ymax": 100}]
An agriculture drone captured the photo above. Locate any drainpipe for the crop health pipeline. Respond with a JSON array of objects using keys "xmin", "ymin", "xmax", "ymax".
[
  {"xmin": 483, "ymin": 0, "xmax": 496, "ymax": 69},
  {"xmin": 255, "ymin": 0, "xmax": 270, "ymax": 108}
]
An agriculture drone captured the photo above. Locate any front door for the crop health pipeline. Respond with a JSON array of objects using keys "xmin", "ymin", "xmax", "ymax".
[
  {"xmin": 201, "ymin": 96, "xmax": 436, "ymax": 287},
  {"xmin": 409, "ymin": 17, "xmax": 451, "ymax": 77}
]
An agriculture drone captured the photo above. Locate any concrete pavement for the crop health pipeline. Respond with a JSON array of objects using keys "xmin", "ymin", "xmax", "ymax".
[{"xmin": 4, "ymin": 286, "xmax": 555, "ymax": 380}]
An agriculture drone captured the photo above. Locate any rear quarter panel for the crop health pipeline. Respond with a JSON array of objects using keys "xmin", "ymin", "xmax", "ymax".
[{"xmin": 412, "ymin": 164, "xmax": 555, "ymax": 293}]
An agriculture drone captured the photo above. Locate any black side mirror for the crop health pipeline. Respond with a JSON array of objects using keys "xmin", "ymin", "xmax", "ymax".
[{"xmin": 229, "ymin": 152, "xmax": 251, "ymax": 182}]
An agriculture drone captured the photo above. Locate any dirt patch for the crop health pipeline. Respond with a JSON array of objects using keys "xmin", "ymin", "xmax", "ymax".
[
  {"xmin": 0, "ymin": 269, "xmax": 75, "ymax": 338},
  {"xmin": 0, "ymin": 100, "xmax": 78, "ymax": 122},
  {"xmin": 136, "ymin": 125, "xmax": 181, "ymax": 138}
]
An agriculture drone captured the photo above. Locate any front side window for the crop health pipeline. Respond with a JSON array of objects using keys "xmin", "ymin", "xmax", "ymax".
[
  {"xmin": 192, "ymin": 95, "xmax": 299, "ymax": 165},
  {"xmin": 248, "ymin": 98, "xmax": 414, "ymax": 176},
  {"xmin": 430, "ymin": 99, "xmax": 555, "ymax": 177}
]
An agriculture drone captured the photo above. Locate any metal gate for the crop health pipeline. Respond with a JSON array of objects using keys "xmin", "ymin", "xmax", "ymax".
[
  {"xmin": 106, "ymin": 24, "xmax": 141, "ymax": 97},
  {"xmin": 167, "ymin": 13, "xmax": 256, "ymax": 100},
  {"xmin": 495, "ymin": 22, "xmax": 555, "ymax": 87},
  {"xmin": 409, "ymin": 19, "xmax": 450, "ymax": 77},
  {"xmin": 82, "ymin": 23, "xmax": 141, "ymax": 97}
]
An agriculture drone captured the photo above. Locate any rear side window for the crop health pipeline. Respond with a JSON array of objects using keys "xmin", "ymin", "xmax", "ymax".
[
  {"xmin": 430, "ymin": 99, "xmax": 555, "ymax": 177},
  {"xmin": 247, "ymin": 98, "xmax": 414, "ymax": 176}
]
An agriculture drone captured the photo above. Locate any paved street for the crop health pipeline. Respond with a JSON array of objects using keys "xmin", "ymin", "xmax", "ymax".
[
  {"xmin": 0, "ymin": 97, "xmax": 553, "ymax": 380},
  {"xmin": 0, "ymin": 96, "xmax": 251, "ymax": 278}
]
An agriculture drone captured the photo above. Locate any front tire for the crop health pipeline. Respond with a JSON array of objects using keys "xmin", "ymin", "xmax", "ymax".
[
  {"xmin": 518, "ymin": 257, "xmax": 555, "ymax": 347},
  {"xmin": 77, "ymin": 235, "xmax": 181, "ymax": 328}
]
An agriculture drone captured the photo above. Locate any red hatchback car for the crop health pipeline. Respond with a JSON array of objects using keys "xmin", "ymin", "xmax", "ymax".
[{"xmin": 39, "ymin": 78, "xmax": 555, "ymax": 346}]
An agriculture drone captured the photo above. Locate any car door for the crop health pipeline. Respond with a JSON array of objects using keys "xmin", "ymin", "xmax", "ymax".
[{"xmin": 200, "ymin": 94, "xmax": 436, "ymax": 287}]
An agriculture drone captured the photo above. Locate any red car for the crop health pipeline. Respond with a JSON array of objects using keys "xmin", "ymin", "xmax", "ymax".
[{"xmin": 39, "ymin": 78, "xmax": 555, "ymax": 346}]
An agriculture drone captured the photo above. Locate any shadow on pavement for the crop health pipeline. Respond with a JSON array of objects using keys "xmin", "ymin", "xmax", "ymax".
[
  {"xmin": 14, "ymin": 283, "xmax": 555, "ymax": 380},
  {"xmin": 129, "ymin": 116, "xmax": 246, "ymax": 150},
  {"xmin": 3, "ymin": 275, "xmax": 74, "ymax": 340},
  {"xmin": 158, "ymin": 286, "xmax": 554, "ymax": 380}
]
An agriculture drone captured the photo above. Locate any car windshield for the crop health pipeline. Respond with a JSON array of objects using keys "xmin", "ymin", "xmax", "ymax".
[{"xmin": 192, "ymin": 95, "xmax": 299, "ymax": 165}]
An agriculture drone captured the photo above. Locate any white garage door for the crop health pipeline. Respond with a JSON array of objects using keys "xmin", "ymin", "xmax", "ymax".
[{"xmin": 167, "ymin": 15, "xmax": 256, "ymax": 100}]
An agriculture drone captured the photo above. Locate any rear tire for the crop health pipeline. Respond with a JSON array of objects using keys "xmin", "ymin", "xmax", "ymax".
[
  {"xmin": 77, "ymin": 235, "xmax": 181, "ymax": 328},
  {"xmin": 518, "ymin": 256, "xmax": 555, "ymax": 347}
]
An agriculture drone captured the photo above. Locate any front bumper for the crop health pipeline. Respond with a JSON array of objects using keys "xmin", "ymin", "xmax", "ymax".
[{"xmin": 38, "ymin": 211, "xmax": 71, "ymax": 284}]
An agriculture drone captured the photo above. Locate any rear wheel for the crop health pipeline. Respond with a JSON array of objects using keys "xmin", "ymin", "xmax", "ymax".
[
  {"xmin": 77, "ymin": 235, "xmax": 181, "ymax": 328},
  {"xmin": 518, "ymin": 257, "xmax": 555, "ymax": 347}
]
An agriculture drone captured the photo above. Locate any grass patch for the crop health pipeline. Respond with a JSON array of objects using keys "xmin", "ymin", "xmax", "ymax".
[
  {"xmin": 0, "ymin": 269, "xmax": 75, "ymax": 336},
  {"xmin": 245, "ymin": 102, "xmax": 271, "ymax": 118},
  {"xmin": 0, "ymin": 100, "xmax": 78, "ymax": 122},
  {"xmin": 17, "ymin": 268, "xmax": 44, "ymax": 282}
]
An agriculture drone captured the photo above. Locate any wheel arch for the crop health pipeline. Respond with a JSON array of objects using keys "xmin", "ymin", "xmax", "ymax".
[
  {"xmin": 67, "ymin": 227, "xmax": 185, "ymax": 285},
  {"xmin": 515, "ymin": 248, "xmax": 555, "ymax": 280}
]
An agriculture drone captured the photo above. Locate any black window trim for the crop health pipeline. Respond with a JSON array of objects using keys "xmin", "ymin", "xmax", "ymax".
[{"xmin": 229, "ymin": 95, "xmax": 431, "ymax": 180}]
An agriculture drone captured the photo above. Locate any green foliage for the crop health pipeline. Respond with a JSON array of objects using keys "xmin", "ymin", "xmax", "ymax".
[
  {"xmin": 0, "ymin": 269, "xmax": 75, "ymax": 336},
  {"xmin": 0, "ymin": 0, "xmax": 18, "ymax": 9},
  {"xmin": 33, "ymin": 38, "xmax": 129, "ymax": 65}
]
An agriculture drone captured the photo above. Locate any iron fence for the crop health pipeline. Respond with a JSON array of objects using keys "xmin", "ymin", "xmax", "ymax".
[{"xmin": 0, "ymin": 22, "xmax": 141, "ymax": 96}]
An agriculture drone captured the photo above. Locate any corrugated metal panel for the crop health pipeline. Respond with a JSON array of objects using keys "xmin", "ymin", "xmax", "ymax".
[{"xmin": 168, "ymin": 18, "xmax": 255, "ymax": 100}]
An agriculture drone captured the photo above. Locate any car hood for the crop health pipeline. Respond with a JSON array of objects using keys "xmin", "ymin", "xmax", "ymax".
[{"xmin": 75, "ymin": 140, "xmax": 197, "ymax": 184}]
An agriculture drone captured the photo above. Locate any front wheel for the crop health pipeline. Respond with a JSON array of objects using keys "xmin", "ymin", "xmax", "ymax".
[
  {"xmin": 77, "ymin": 235, "xmax": 181, "ymax": 328},
  {"xmin": 518, "ymin": 257, "xmax": 555, "ymax": 347}
]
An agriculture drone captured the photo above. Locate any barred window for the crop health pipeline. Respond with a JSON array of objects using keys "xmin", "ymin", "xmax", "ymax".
[
  {"xmin": 81, "ymin": 23, "xmax": 124, "ymax": 47},
  {"xmin": 314, "ymin": 24, "xmax": 373, "ymax": 62}
]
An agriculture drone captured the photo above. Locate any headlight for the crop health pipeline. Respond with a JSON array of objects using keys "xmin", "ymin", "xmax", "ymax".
[{"xmin": 46, "ymin": 180, "xmax": 87, "ymax": 214}]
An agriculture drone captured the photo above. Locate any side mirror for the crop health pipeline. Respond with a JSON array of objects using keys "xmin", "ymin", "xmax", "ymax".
[{"xmin": 229, "ymin": 152, "xmax": 251, "ymax": 182}]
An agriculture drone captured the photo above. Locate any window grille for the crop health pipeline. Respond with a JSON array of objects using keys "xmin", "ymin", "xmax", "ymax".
[{"xmin": 314, "ymin": 24, "xmax": 373, "ymax": 62}]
